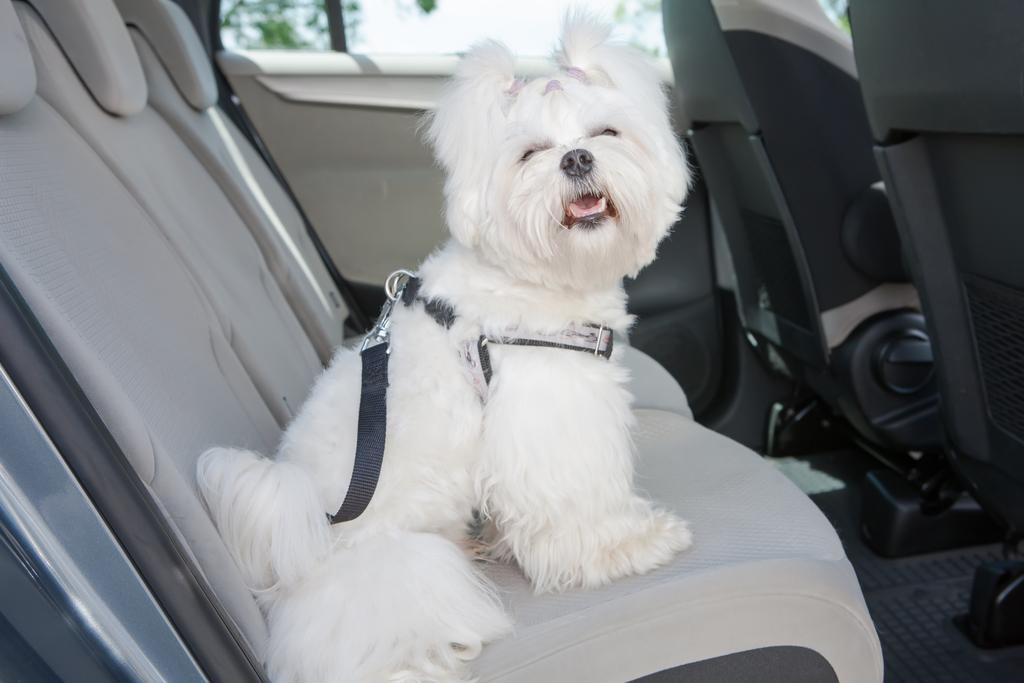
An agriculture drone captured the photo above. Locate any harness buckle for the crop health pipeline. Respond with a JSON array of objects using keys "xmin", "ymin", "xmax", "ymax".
[
  {"xmin": 360, "ymin": 270, "xmax": 415, "ymax": 355},
  {"xmin": 359, "ymin": 297, "xmax": 394, "ymax": 354},
  {"xmin": 594, "ymin": 325, "xmax": 606, "ymax": 356}
]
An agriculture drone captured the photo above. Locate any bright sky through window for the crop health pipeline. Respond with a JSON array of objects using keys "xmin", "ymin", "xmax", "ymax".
[{"xmin": 350, "ymin": 0, "xmax": 664, "ymax": 56}]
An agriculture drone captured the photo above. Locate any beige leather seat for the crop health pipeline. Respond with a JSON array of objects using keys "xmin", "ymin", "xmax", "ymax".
[{"xmin": 0, "ymin": 0, "xmax": 881, "ymax": 679}]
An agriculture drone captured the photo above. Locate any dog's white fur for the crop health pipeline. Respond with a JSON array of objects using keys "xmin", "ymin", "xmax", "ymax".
[{"xmin": 198, "ymin": 14, "xmax": 691, "ymax": 682}]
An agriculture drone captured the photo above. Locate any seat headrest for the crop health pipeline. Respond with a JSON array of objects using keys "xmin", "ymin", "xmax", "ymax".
[
  {"xmin": 27, "ymin": 0, "xmax": 147, "ymax": 116},
  {"xmin": 712, "ymin": 0, "xmax": 856, "ymax": 77},
  {"xmin": 0, "ymin": 0, "xmax": 36, "ymax": 115},
  {"xmin": 115, "ymin": 0, "xmax": 217, "ymax": 111}
]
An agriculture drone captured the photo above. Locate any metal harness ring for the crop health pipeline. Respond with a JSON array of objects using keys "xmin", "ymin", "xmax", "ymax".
[{"xmin": 385, "ymin": 269, "xmax": 416, "ymax": 301}]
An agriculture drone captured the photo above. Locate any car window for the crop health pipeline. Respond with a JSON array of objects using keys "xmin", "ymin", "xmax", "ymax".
[
  {"xmin": 221, "ymin": 0, "xmax": 332, "ymax": 50},
  {"xmin": 220, "ymin": 0, "xmax": 667, "ymax": 56},
  {"xmin": 818, "ymin": 0, "xmax": 850, "ymax": 33}
]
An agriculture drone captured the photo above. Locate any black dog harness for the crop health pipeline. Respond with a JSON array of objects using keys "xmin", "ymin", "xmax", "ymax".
[{"xmin": 329, "ymin": 270, "xmax": 614, "ymax": 524}]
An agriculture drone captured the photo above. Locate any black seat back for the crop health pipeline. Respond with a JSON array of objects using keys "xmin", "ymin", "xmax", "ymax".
[
  {"xmin": 664, "ymin": 0, "xmax": 899, "ymax": 371},
  {"xmin": 850, "ymin": 0, "xmax": 1024, "ymax": 535}
]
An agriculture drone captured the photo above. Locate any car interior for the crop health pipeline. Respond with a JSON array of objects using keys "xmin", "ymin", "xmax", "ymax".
[{"xmin": 0, "ymin": 0, "xmax": 1021, "ymax": 681}]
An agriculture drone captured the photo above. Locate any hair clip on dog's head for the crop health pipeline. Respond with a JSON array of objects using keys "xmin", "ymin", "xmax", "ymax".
[{"xmin": 564, "ymin": 66, "xmax": 588, "ymax": 83}]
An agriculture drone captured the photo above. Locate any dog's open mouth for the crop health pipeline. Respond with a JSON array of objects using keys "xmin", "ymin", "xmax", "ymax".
[{"xmin": 563, "ymin": 193, "xmax": 617, "ymax": 229}]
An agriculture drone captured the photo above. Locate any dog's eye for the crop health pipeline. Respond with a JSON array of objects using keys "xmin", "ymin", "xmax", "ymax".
[
  {"xmin": 598, "ymin": 128, "xmax": 619, "ymax": 137},
  {"xmin": 518, "ymin": 142, "xmax": 552, "ymax": 163}
]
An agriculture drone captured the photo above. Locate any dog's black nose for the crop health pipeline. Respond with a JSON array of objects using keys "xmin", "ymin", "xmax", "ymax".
[{"xmin": 560, "ymin": 148, "xmax": 594, "ymax": 178}]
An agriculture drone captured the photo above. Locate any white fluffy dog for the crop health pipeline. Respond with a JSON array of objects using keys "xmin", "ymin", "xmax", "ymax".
[{"xmin": 198, "ymin": 15, "xmax": 692, "ymax": 683}]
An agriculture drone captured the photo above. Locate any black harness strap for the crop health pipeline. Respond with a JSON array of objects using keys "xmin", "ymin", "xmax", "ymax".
[
  {"xmin": 329, "ymin": 342, "xmax": 389, "ymax": 523},
  {"xmin": 401, "ymin": 276, "xmax": 456, "ymax": 328}
]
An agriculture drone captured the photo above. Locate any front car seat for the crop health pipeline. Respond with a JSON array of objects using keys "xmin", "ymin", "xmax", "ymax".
[
  {"xmin": 662, "ymin": 0, "xmax": 939, "ymax": 451},
  {"xmin": 849, "ymin": 0, "xmax": 1024, "ymax": 541}
]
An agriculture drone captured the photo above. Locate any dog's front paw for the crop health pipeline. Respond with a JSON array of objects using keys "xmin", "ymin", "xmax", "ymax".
[
  {"xmin": 640, "ymin": 509, "xmax": 693, "ymax": 564},
  {"xmin": 589, "ymin": 508, "xmax": 692, "ymax": 584},
  {"xmin": 515, "ymin": 507, "xmax": 693, "ymax": 592}
]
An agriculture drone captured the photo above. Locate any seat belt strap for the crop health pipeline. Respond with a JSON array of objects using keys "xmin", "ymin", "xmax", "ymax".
[
  {"xmin": 328, "ymin": 342, "xmax": 389, "ymax": 523},
  {"xmin": 328, "ymin": 271, "xmax": 409, "ymax": 524}
]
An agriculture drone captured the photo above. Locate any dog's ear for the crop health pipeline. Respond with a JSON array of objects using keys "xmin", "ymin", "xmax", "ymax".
[
  {"xmin": 424, "ymin": 40, "xmax": 517, "ymax": 247},
  {"xmin": 556, "ymin": 12, "xmax": 664, "ymax": 112},
  {"xmin": 556, "ymin": 12, "xmax": 689, "ymax": 203}
]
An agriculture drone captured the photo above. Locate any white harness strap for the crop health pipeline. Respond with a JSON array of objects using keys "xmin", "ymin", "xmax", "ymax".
[
  {"xmin": 397, "ymin": 272, "xmax": 614, "ymax": 401},
  {"xmin": 460, "ymin": 324, "xmax": 614, "ymax": 401},
  {"xmin": 491, "ymin": 323, "xmax": 613, "ymax": 357}
]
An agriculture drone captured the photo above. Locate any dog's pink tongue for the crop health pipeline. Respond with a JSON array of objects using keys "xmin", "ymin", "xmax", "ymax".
[{"xmin": 569, "ymin": 195, "xmax": 607, "ymax": 218}]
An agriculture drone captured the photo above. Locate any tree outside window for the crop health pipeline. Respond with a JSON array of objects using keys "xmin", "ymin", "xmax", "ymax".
[
  {"xmin": 220, "ymin": 0, "xmax": 667, "ymax": 55},
  {"xmin": 220, "ymin": 0, "xmax": 436, "ymax": 51}
]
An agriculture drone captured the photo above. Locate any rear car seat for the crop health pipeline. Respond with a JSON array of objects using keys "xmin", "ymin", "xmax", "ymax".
[
  {"xmin": 19, "ymin": 0, "xmax": 323, "ymax": 428},
  {"xmin": 0, "ymin": 0, "xmax": 883, "ymax": 679}
]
